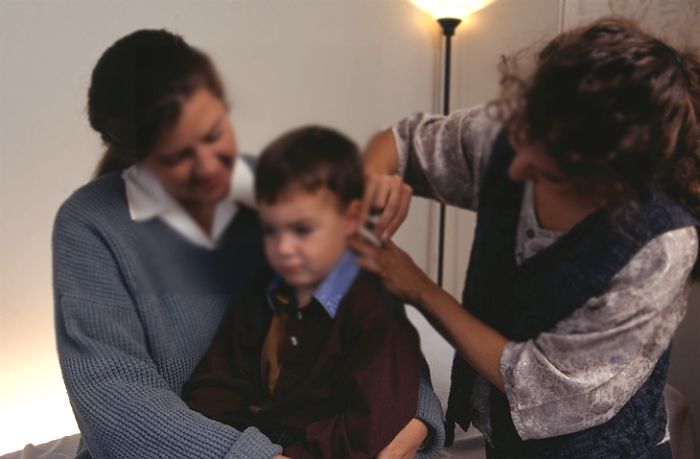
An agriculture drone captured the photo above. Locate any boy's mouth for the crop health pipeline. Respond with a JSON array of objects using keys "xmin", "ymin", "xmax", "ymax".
[{"xmin": 279, "ymin": 265, "xmax": 303, "ymax": 276}]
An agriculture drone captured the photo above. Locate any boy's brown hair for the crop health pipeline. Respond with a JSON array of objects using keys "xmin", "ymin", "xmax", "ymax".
[{"xmin": 255, "ymin": 126, "xmax": 364, "ymax": 208}]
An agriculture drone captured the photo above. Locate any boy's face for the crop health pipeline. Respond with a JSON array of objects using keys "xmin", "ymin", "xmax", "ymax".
[{"xmin": 259, "ymin": 187, "xmax": 361, "ymax": 301}]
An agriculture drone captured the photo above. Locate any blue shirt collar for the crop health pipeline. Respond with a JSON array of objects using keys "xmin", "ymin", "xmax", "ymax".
[{"xmin": 266, "ymin": 250, "xmax": 360, "ymax": 318}]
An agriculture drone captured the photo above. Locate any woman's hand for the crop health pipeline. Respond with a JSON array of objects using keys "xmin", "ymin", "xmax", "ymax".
[
  {"xmin": 349, "ymin": 234, "xmax": 435, "ymax": 305},
  {"xmin": 361, "ymin": 129, "xmax": 410, "ymax": 241},
  {"xmin": 361, "ymin": 172, "xmax": 412, "ymax": 241},
  {"xmin": 351, "ymin": 223, "xmax": 509, "ymax": 393},
  {"xmin": 377, "ymin": 418, "xmax": 428, "ymax": 459}
]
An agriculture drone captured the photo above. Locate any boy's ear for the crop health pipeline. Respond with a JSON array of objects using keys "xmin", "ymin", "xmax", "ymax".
[{"xmin": 343, "ymin": 199, "xmax": 363, "ymax": 233}]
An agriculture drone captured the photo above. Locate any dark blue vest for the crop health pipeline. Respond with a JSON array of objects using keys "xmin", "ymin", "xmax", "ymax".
[{"xmin": 445, "ymin": 131, "xmax": 698, "ymax": 458}]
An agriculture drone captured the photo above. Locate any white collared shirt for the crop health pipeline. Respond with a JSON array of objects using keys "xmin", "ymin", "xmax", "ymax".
[{"xmin": 122, "ymin": 156, "xmax": 256, "ymax": 249}]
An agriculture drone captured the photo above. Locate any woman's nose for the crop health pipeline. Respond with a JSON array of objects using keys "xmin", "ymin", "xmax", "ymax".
[
  {"xmin": 508, "ymin": 151, "xmax": 533, "ymax": 182},
  {"xmin": 193, "ymin": 147, "xmax": 219, "ymax": 178}
]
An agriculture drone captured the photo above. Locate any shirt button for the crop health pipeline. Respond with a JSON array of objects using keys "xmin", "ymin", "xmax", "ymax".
[
  {"xmin": 526, "ymin": 229, "xmax": 535, "ymax": 239},
  {"xmin": 290, "ymin": 336, "xmax": 298, "ymax": 346}
]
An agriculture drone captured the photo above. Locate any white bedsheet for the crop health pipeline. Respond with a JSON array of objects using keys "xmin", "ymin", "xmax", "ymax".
[{"xmin": 0, "ymin": 435, "xmax": 79, "ymax": 459}]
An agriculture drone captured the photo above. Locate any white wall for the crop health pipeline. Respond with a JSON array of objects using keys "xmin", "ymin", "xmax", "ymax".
[
  {"xmin": 0, "ymin": 0, "xmax": 558, "ymax": 453},
  {"xmin": 2, "ymin": 0, "xmax": 698, "ymax": 455},
  {"xmin": 0, "ymin": 1, "xmax": 440, "ymax": 452}
]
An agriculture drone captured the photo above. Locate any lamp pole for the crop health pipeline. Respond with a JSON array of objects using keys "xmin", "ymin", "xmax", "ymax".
[{"xmin": 436, "ymin": 17, "xmax": 461, "ymax": 288}]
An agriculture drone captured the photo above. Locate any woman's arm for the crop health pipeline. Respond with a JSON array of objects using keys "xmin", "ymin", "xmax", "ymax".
[
  {"xmin": 379, "ymin": 364, "xmax": 446, "ymax": 459},
  {"xmin": 349, "ymin": 237, "xmax": 508, "ymax": 391},
  {"xmin": 351, "ymin": 227, "xmax": 698, "ymax": 440},
  {"xmin": 362, "ymin": 106, "xmax": 501, "ymax": 239},
  {"xmin": 361, "ymin": 129, "xmax": 412, "ymax": 240},
  {"xmin": 377, "ymin": 419, "xmax": 429, "ymax": 459},
  {"xmin": 53, "ymin": 196, "xmax": 282, "ymax": 459},
  {"xmin": 363, "ymin": 128, "xmax": 400, "ymax": 176},
  {"xmin": 500, "ymin": 226, "xmax": 697, "ymax": 440}
]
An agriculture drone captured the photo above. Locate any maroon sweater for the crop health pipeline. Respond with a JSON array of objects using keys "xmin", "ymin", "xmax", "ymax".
[{"xmin": 182, "ymin": 271, "xmax": 422, "ymax": 459}]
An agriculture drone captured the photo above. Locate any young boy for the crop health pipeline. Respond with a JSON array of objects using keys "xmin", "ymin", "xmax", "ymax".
[{"xmin": 182, "ymin": 126, "xmax": 429, "ymax": 458}]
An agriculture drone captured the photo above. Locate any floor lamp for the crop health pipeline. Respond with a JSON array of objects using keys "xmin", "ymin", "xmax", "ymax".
[{"xmin": 408, "ymin": 0, "xmax": 495, "ymax": 287}]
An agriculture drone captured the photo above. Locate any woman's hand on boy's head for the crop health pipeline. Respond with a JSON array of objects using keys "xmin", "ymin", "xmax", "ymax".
[{"xmin": 361, "ymin": 172, "xmax": 412, "ymax": 241}]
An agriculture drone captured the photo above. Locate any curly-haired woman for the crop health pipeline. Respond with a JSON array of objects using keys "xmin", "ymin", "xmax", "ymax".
[{"xmin": 353, "ymin": 17, "xmax": 700, "ymax": 458}]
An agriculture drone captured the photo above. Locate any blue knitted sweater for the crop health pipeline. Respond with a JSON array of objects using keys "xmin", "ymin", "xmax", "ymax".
[{"xmin": 53, "ymin": 173, "xmax": 445, "ymax": 458}]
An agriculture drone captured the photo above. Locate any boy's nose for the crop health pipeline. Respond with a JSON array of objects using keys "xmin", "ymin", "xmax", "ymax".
[{"xmin": 276, "ymin": 233, "xmax": 295, "ymax": 255}]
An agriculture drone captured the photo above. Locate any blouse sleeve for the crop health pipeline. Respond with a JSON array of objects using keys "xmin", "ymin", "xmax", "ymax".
[
  {"xmin": 391, "ymin": 105, "xmax": 502, "ymax": 211},
  {"xmin": 53, "ymin": 199, "xmax": 282, "ymax": 459},
  {"xmin": 499, "ymin": 226, "xmax": 698, "ymax": 440}
]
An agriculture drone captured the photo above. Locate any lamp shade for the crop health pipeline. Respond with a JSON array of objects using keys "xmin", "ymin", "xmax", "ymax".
[{"xmin": 409, "ymin": 0, "xmax": 495, "ymax": 20}]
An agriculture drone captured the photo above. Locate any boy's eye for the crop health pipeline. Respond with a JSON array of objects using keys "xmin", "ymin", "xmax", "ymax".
[{"xmin": 293, "ymin": 225, "xmax": 312, "ymax": 236}]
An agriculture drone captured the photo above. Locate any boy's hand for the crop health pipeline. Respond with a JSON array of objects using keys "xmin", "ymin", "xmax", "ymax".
[
  {"xmin": 361, "ymin": 172, "xmax": 412, "ymax": 241},
  {"xmin": 377, "ymin": 418, "xmax": 429, "ymax": 459}
]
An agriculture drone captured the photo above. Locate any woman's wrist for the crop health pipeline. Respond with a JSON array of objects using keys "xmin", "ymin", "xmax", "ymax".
[
  {"xmin": 416, "ymin": 279, "xmax": 446, "ymax": 312},
  {"xmin": 378, "ymin": 418, "xmax": 428, "ymax": 458},
  {"xmin": 408, "ymin": 418, "xmax": 430, "ymax": 448},
  {"xmin": 363, "ymin": 129, "xmax": 399, "ymax": 176}
]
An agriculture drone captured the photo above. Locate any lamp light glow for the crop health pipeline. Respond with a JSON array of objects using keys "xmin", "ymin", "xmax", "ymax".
[
  {"xmin": 409, "ymin": 0, "xmax": 495, "ymax": 20},
  {"xmin": 406, "ymin": 0, "xmax": 498, "ymax": 291}
]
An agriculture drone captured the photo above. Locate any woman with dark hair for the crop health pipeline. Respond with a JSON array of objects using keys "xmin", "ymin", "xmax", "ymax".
[
  {"xmin": 53, "ymin": 29, "xmax": 444, "ymax": 458},
  {"xmin": 352, "ymin": 17, "xmax": 700, "ymax": 458}
]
